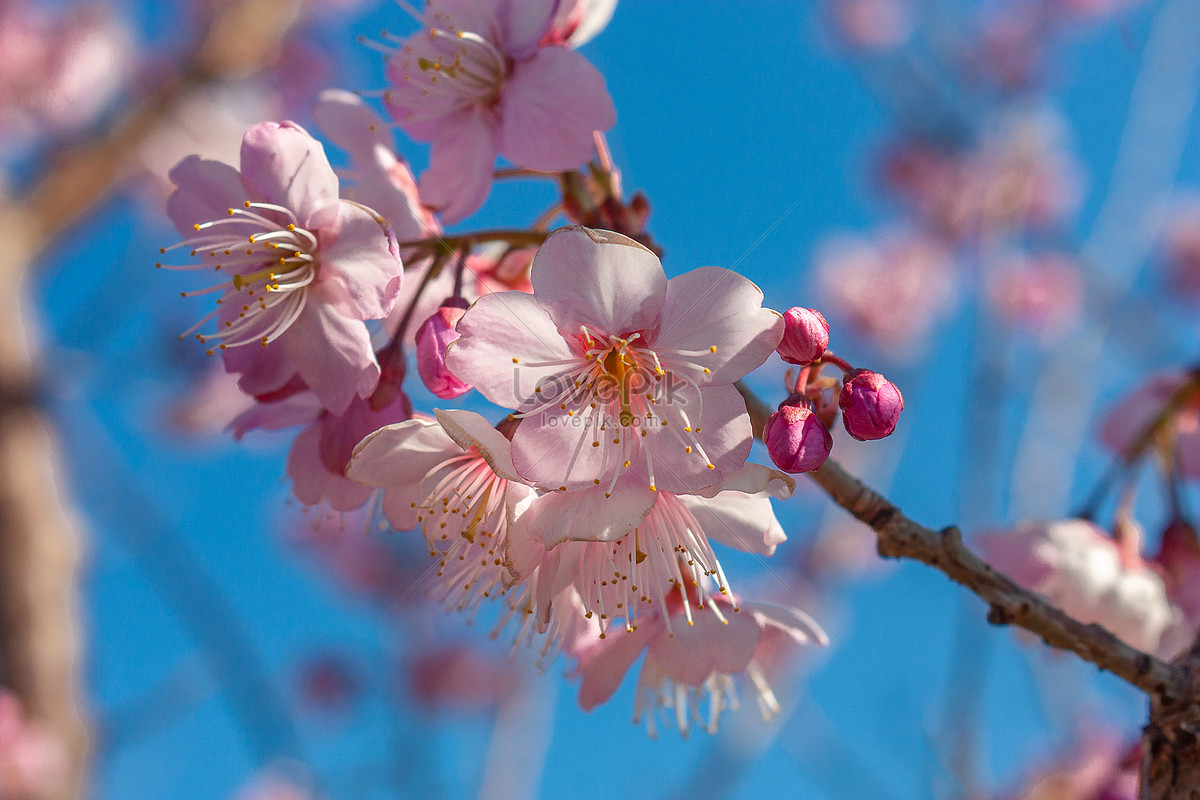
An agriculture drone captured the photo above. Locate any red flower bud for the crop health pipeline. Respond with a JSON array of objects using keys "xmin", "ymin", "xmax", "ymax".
[
  {"xmin": 416, "ymin": 306, "xmax": 472, "ymax": 399},
  {"xmin": 764, "ymin": 402, "xmax": 833, "ymax": 473},
  {"xmin": 777, "ymin": 307, "xmax": 830, "ymax": 365},
  {"xmin": 839, "ymin": 369, "xmax": 903, "ymax": 440}
]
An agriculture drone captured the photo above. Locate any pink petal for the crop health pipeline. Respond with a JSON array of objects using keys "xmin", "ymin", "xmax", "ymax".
[
  {"xmin": 499, "ymin": 0, "xmax": 560, "ymax": 57},
  {"xmin": 312, "ymin": 89, "xmax": 394, "ymax": 168},
  {"xmin": 166, "ymin": 155, "xmax": 249, "ymax": 235},
  {"xmin": 283, "ymin": 302, "xmax": 379, "ymax": 415},
  {"xmin": 419, "ymin": 107, "xmax": 498, "ymax": 224},
  {"xmin": 649, "ymin": 609, "xmax": 761, "ymax": 685},
  {"xmin": 679, "ymin": 491, "xmax": 787, "ymax": 557},
  {"xmin": 531, "ymin": 226, "xmax": 667, "ymax": 336},
  {"xmin": 746, "ymin": 602, "xmax": 829, "ymax": 646},
  {"xmin": 508, "ymin": 399, "xmax": 618, "ymax": 491},
  {"xmin": 318, "ymin": 392, "xmax": 412, "ymax": 477},
  {"xmin": 634, "ymin": 383, "xmax": 753, "ymax": 494},
  {"xmin": 691, "ymin": 463, "xmax": 795, "ymax": 499},
  {"xmin": 444, "ymin": 290, "xmax": 575, "ymax": 409},
  {"xmin": 346, "ymin": 417, "xmax": 461, "ymax": 530},
  {"xmin": 516, "ymin": 478, "xmax": 657, "ymax": 546},
  {"xmin": 499, "ymin": 47, "xmax": 615, "ymax": 170},
  {"xmin": 317, "ymin": 200, "xmax": 403, "ymax": 321},
  {"xmin": 576, "ymin": 623, "xmax": 654, "ymax": 710},
  {"xmin": 229, "ymin": 392, "xmax": 322, "ymax": 439},
  {"xmin": 288, "ymin": 425, "xmax": 374, "ymax": 511},
  {"xmin": 240, "ymin": 121, "xmax": 339, "ymax": 227},
  {"xmin": 654, "ymin": 267, "xmax": 784, "ymax": 386},
  {"xmin": 434, "ymin": 409, "xmax": 520, "ymax": 481}
]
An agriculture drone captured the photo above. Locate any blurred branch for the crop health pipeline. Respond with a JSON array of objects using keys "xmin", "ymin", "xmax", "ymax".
[
  {"xmin": 736, "ymin": 382, "xmax": 1184, "ymax": 700},
  {"xmin": 0, "ymin": 1, "xmax": 305, "ymax": 797}
]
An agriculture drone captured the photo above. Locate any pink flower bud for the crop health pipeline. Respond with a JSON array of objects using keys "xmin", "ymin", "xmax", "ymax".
[
  {"xmin": 416, "ymin": 305, "xmax": 472, "ymax": 399},
  {"xmin": 764, "ymin": 403, "xmax": 833, "ymax": 473},
  {"xmin": 777, "ymin": 307, "xmax": 830, "ymax": 365},
  {"xmin": 839, "ymin": 370, "xmax": 903, "ymax": 440}
]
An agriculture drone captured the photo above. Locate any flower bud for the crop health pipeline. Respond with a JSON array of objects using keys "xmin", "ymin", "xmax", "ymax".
[
  {"xmin": 416, "ymin": 305, "xmax": 472, "ymax": 399},
  {"xmin": 777, "ymin": 307, "xmax": 829, "ymax": 365},
  {"xmin": 839, "ymin": 369, "xmax": 903, "ymax": 440},
  {"xmin": 764, "ymin": 403, "xmax": 833, "ymax": 473}
]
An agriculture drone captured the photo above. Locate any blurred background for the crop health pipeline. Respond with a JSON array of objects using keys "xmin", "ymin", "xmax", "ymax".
[{"xmin": 1, "ymin": 0, "xmax": 1197, "ymax": 798}]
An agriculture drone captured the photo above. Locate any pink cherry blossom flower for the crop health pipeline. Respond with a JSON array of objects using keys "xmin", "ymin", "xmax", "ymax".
[
  {"xmin": 816, "ymin": 229, "xmax": 956, "ymax": 358},
  {"xmin": 574, "ymin": 592, "xmax": 827, "ymax": 736},
  {"xmin": 1161, "ymin": 200, "xmax": 1200, "ymax": 300},
  {"xmin": 510, "ymin": 464, "xmax": 795, "ymax": 636},
  {"xmin": 380, "ymin": 0, "xmax": 616, "ymax": 222},
  {"xmin": 346, "ymin": 409, "xmax": 537, "ymax": 613},
  {"xmin": 986, "ymin": 252, "xmax": 1082, "ymax": 336},
  {"xmin": 1099, "ymin": 373, "xmax": 1200, "ymax": 480},
  {"xmin": 160, "ymin": 121, "xmax": 404, "ymax": 415},
  {"xmin": 288, "ymin": 391, "xmax": 414, "ymax": 513},
  {"xmin": 446, "ymin": 226, "xmax": 783, "ymax": 537},
  {"xmin": 977, "ymin": 519, "xmax": 1176, "ymax": 654},
  {"xmin": 409, "ymin": 644, "xmax": 521, "ymax": 712}
]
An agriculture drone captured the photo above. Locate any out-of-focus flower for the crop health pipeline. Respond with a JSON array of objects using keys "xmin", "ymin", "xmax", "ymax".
[
  {"xmin": 161, "ymin": 121, "xmax": 404, "ymax": 414},
  {"xmin": 987, "ymin": 252, "xmax": 1082, "ymax": 336},
  {"xmin": 574, "ymin": 592, "xmax": 827, "ymax": 737},
  {"xmin": 839, "ymin": 369, "xmax": 903, "ymax": 441},
  {"xmin": 0, "ymin": 2, "xmax": 129, "ymax": 145},
  {"xmin": 824, "ymin": 0, "xmax": 913, "ymax": 50},
  {"xmin": 1099, "ymin": 373, "xmax": 1200, "ymax": 479},
  {"xmin": 0, "ymin": 690, "xmax": 66, "ymax": 800},
  {"xmin": 167, "ymin": 364, "xmax": 255, "ymax": 436},
  {"xmin": 409, "ymin": 644, "xmax": 521, "ymax": 712},
  {"xmin": 231, "ymin": 772, "xmax": 312, "ymax": 800},
  {"xmin": 816, "ymin": 229, "xmax": 957, "ymax": 358},
  {"xmin": 447, "ymin": 226, "xmax": 781, "ymax": 535},
  {"xmin": 971, "ymin": 8, "xmax": 1049, "ymax": 91},
  {"xmin": 1154, "ymin": 519, "xmax": 1200, "ymax": 658},
  {"xmin": 977, "ymin": 519, "xmax": 1176, "ymax": 654},
  {"xmin": 1160, "ymin": 201, "xmax": 1200, "ymax": 300},
  {"xmin": 295, "ymin": 654, "xmax": 363, "ymax": 715},
  {"xmin": 765, "ymin": 402, "xmax": 833, "ymax": 473},
  {"xmin": 381, "ymin": 0, "xmax": 616, "ymax": 221}
]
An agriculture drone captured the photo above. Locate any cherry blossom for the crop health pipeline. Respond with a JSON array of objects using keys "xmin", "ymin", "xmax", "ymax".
[
  {"xmin": 346, "ymin": 409, "xmax": 537, "ymax": 613},
  {"xmin": 977, "ymin": 519, "xmax": 1176, "ymax": 654},
  {"xmin": 509, "ymin": 464, "xmax": 795, "ymax": 636},
  {"xmin": 160, "ymin": 121, "xmax": 404, "ymax": 414},
  {"xmin": 446, "ymin": 226, "xmax": 783, "ymax": 539},
  {"xmin": 379, "ymin": 0, "xmax": 616, "ymax": 221},
  {"xmin": 1099, "ymin": 373, "xmax": 1200, "ymax": 480},
  {"xmin": 574, "ymin": 592, "xmax": 827, "ymax": 737},
  {"xmin": 542, "ymin": 0, "xmax": 619, "ymax": 48}
]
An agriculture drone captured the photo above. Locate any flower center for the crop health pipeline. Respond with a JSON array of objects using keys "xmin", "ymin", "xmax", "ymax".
[
  {"xmin": 158, "ymin": 201, "xmax": 319, "ymax": 354},
  {"xmin": 387, "ymin": 25, "xmax": 509, "ymax": 120}
]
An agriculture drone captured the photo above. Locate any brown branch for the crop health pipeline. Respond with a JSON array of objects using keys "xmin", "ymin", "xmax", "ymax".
[{"xmin": 736, "ymin": 381, "xmax": 1187, "ymax": 700}]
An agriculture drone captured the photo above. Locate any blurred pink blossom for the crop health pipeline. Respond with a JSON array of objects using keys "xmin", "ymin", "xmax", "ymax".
[
  {"xmin": 987, "ymin": 252, "xmax": 1082, "ymax": 336},
  {"xmin": 1160, "ymin": 201, "xmax": 1200, "ymax": 300},
  {"xmin": 1099, "ymin": 373, "xmax": 1200, "ymax": 480},
  {"xmin": 816, "ymin": 229, "xmax": 957, "ymax": 358},
  {"xmin": 825, "ymin": 0, "xmax": 913, "ymax": 50},
  {"xmin": 977, "ymin": 519, "xmax": 1176, "ymax": 654},
  {"xmin": 409, "ymin": 644, "xmax": 520, "ymax": 712}
]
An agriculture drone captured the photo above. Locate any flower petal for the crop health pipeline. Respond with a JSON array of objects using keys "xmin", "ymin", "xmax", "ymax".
[
  {"xmin": 318, "ymin": 199, "xmax": 404, "ymax": 321},
  {"xmin": 434, "ymin": 409, "xmax": 521, "ymax": 481},
  {"xmin": 240, "ymin": 121, "xmax": 339, "ymax": 227},
  {"xmin": 576, "ymin": 624, "xmax": 654, "ymax": 710},
  {"xmin": 515, "ymin": 478, "xmax": 657, "ymax": 547},
  {"xmin": 499, "ymin": 0, "xmax": 559, "ymax": 57},
  {"xmin": 654, "ymin": 266, "xmax": 784, "ymax": 386},
  {"xmin": 288, "ymin": 424, "xmax": 374, "ymax": 512},
  {"xmin": 746, "ymin": 602, "xmax": 829, "ymax": 646},
  {"xmin": 444, "ymin": 290, "xmax": 574, "ymax": 409},
  {"xmin": 284, "ymin": 301, "xmax": 380, "ymax": 415},
  {"xmin": 531, "ymin": 225, "xmax": 667, "ymax": 336},
  {"xmin": 346, "ymin": 417, "xmax": 461, "ymax": 530},
  {"xmin": 690, "ymin": 462, "xmax": 795, "ymax": 499},
  {"xmin": 419, "ymin": 107, "xmax": 498, "ymax": 224},
  {"xmin": 498, "ymin": 46, "xmax": 614, "ymax": 171},
  {"xmin": 679, "ymin": 490, "xmax": 787, "ymax": 557},
  {"xmin": 649, "ymin": 607, "xmax": 761, "ymax": 685},
  {"xmin": 165, "ymin": 155, "xmax": 248, "ymax": 235},
  {"xmin": 635, "ymin": 383, "xmax": 753, "ymax": 494},
  {"xmin": 312, "ymin": 89, "xmax": 394, "ymax": 167}
]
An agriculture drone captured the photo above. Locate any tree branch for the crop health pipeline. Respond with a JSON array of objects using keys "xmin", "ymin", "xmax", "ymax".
[{"xmin": 736, "ymin": 381, "xmax": 1186, "ymax": 700}]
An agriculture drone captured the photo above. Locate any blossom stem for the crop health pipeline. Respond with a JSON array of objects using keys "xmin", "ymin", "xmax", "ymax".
[
  {"xmin": 397, "ymin": 230, "xmax": 549, "ymax": 253},
  {"xmin": 817, "ymin": 352, "xmax": 854, "ymax": 374}
]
